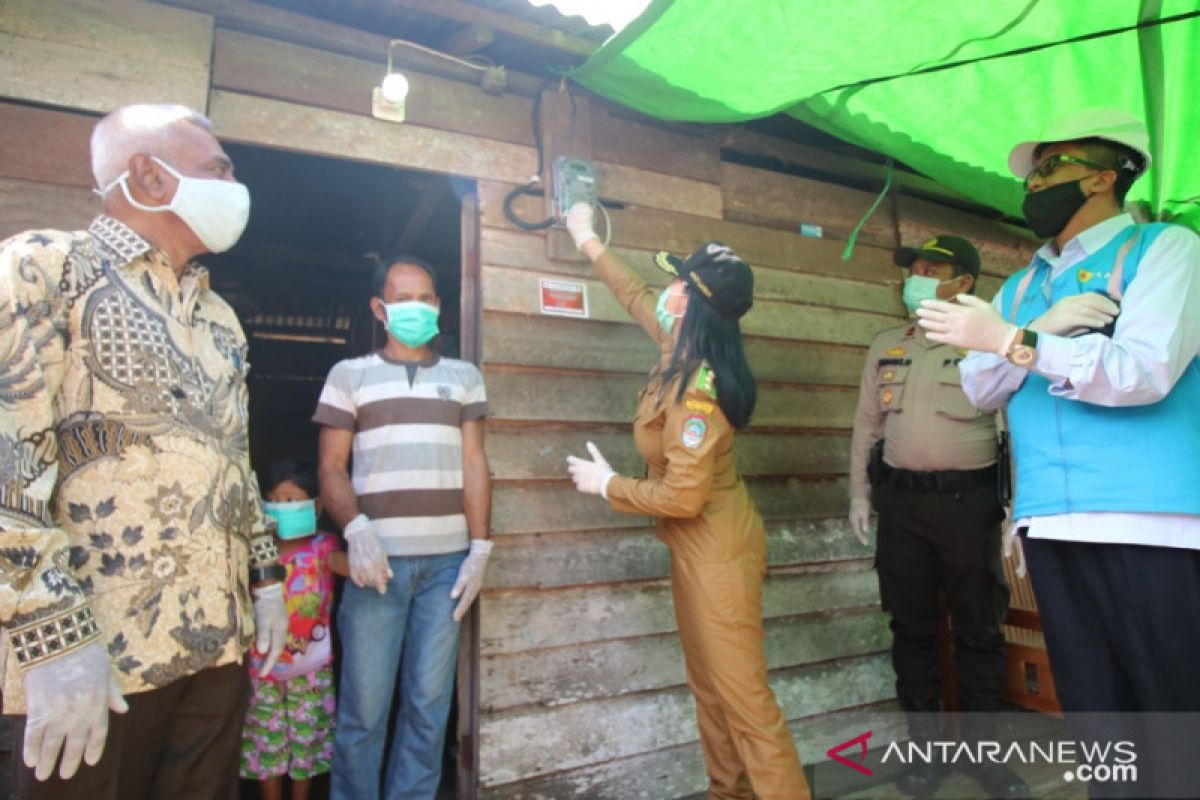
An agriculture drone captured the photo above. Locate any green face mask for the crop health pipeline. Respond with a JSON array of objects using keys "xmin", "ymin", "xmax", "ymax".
[
  {"xmin": 656, "ymin": 287, "xmax": 681, "ymax": 333},
  {"xmin": 384, "ymin": 301, "xmax": 439, "ymax": 347},
  {"xmin": 263, "ymin": 499, "xmax": 317, "ymax": 540},
  {"xmin": 901, "ymin": 275, "xmax": 958, "ymax": 315}
]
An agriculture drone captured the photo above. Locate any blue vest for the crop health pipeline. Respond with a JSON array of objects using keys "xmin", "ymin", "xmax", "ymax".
[{"xmin": 1000, "ymin": 223, "xmax": 1200, "ymax": 518}]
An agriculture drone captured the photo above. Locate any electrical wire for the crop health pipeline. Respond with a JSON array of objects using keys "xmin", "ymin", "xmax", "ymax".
[
  {"xmin": 503, "ymin": 77, "xmax": 565, "ymax": 231},
  {"xmin": 389, "ymin": 38, "xmax": 495, "ymax": 72}
]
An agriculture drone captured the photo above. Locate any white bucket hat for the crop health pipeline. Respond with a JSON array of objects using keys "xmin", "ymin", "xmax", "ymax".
[{"xmin": 1008, "ymin": 107, "xmax": 1151, "ymax": 179}]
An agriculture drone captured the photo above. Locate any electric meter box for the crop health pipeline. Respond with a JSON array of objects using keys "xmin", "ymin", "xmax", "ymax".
[{"xmin": 551, "ymin": 156, "xmax": 597, "ymax": 224}]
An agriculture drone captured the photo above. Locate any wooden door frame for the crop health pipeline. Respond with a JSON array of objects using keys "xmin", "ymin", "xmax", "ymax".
[{"xmin": 456, "ymin": 186, "xmax": 482, "ymax": 800}]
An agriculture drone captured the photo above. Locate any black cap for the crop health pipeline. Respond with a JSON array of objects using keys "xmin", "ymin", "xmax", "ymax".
[
  {"xmin": 653, "ymin": 241, "xmax": 754, "ymax": 320},
  {"xmin": 894, "ymin": 235, "xmax": 980, "ymax": 277}
]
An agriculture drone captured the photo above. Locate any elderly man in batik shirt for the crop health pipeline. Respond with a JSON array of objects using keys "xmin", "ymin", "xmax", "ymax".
[{"xmin": 0, "ymin": 104, "xmax": 286, "ymax": 799}]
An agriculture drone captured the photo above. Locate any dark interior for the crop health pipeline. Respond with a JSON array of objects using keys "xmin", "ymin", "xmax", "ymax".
[{"xmin": 203, "ymin": 143, "xmax": 468, "ymax": 480}]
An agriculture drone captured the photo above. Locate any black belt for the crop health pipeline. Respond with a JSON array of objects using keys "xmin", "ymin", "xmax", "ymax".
[{"xmin": 878, "ymin": 462, "xmax": 997, "ymax": 494}]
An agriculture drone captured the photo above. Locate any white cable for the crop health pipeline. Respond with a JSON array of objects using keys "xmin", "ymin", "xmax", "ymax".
[
  {"xmin": 597, "ymin": 202, "xmax": 613, "ymax": 248},
  {"xmin": 390, "ymin": 38, "xmax": 494, "ymax": 72}
]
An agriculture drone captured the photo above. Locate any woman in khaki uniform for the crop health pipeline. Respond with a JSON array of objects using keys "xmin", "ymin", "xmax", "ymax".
[{"xmin": 564, "ymin": 204, "xmax": 809, "ymax": 800}]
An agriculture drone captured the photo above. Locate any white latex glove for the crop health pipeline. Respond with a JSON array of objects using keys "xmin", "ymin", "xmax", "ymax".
[
  {"xmin": 252, "ymin": 582, "xmax": 288, "ymax": 676},
  {"xmin": 566, "ymin": 201, "xmax": 598, "ymax": 248},
  {"xmin": 24, "ymin": 640, "xmax": 127, "ymax": 781},
  {"xmin": 450, "ymin": 539, "xmax": 494, "ymax": 622},
  {"xmin": 1003, "ymin": 520, "xmax": 1028, "ymax": 579},
  {"xmin": 566, "ymin": 441, "xmax": 616, "ymax": 497},
  {"xmin": 1027, "ymin": 292, "xmax": 1119, "ymax": 336},
  {"xmin": 916, "ymin": 294, "xmax": 1018, "ymax": 354},
  {"xmin": 344, "ymin": 513, "xmax": 393, "ymax": 595},
  {"xmin": 848, "ymin": 498, "xmax": 871, "ymax": 547}
]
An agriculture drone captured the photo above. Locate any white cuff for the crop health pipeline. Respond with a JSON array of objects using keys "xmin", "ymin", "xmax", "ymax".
[
  {"xmin": 996, "ymin": 324, "xmax": 1021, "ymax": 358},
  {"xmin": 468, "ymin": 538, "xmax": 494, "ymax": 555},
  {"xmin": 600, "ymin": 471, "xmax": 616, "ymax": 499},
  {"xmin": 344, "ymin": 513, "xmax": 371, "ymax": 539}
]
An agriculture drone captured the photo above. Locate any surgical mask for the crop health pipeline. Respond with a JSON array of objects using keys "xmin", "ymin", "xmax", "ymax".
[
  {"xmin": 1021, "ymin": 179, "xmax": 1089, "ymax": 238},
  {"xmin": 263, "ymin": 499, "xmax": 317, "ymax": 540},
  {"xmin": 99, "ymin": 156, "xmax": 250, "ymax": 253},
  {"xmin": 902, "ymin": 275, "xmax": 946, "ymax": 314},
  {"xmin": 384, "ymin": 301, "xmax": 439, "ymax": 347},
  {"xmin": 655, "ymin": 287, "xmax": 682, "ymax": 333}
]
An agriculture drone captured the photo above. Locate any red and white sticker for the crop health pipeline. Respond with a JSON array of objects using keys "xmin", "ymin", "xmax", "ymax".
[{"xmin": 539, "ymin": 278, "xmax": 589, "ymax": 318}]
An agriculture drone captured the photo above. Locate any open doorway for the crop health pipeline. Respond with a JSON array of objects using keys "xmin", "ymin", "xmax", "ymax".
[{"xmin": 208, "ymin": 144, "xmax": 474, "ymax": 800}]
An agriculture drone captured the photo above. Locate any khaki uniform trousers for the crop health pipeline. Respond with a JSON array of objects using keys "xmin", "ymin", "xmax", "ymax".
[{"xmin": 670, "ymin": 543, "xmax": 809, "ymax": 799}]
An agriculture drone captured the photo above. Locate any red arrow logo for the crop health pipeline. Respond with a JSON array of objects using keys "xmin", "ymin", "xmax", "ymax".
[{"xmin": 827, "ymin": 731, "xmax": 874, "ymax": 776}]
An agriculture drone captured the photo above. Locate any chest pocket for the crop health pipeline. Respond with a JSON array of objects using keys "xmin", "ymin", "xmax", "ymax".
[
  {"xmin": 934, "ymin": 363, "xmax": 980, "ymax": 420},
  {"xmin": 877, "ymin": 364, "xmax": 909, "ymax": 413}
]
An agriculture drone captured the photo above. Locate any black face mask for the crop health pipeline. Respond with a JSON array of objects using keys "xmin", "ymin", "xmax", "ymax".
[{"xmin": 1022, "ymin": 179, "xmax": 1089, "ymax": 238}]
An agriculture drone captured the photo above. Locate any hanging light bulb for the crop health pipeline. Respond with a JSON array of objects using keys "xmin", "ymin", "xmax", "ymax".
[{"xmin": 381, "ymin": 72, "xmax": 409, "ymax": 103}]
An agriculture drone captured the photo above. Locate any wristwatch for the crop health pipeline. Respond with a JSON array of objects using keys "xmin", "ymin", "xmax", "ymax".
[
  {"xmin": 250, "ymin": 563, "xmax": 286, "ymax": 584},
  {"xmin": 1006, "ymin": 328, "xmax": 1038, "ymax": 367}
]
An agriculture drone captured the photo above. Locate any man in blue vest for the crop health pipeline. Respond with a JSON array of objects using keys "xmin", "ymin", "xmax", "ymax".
[{"xmin": 917, "ymin": 108, "xmax": 1200, "ymax": 798}]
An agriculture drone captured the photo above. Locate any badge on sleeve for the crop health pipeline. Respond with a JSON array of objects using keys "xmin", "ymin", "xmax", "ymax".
[{"xmin": 681, "ymin": 414, "xmax": 708, "ymax": 449}]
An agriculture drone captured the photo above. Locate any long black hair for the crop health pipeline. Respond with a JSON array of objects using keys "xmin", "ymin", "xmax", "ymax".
[{"xmin": 656, "ymin": 289, "xmax": 757, "ymax": 429}]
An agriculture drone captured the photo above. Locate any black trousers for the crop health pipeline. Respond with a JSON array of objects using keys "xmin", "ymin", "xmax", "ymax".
[
  {"xmin": 9, "ymin": 661, "xmax": 250, "ymax": 800},
  {"xmin": 1024, "ymin": 536, "xmax": 1200, "ymax": 798},
  {"xmin": 873, "ymin": 481, "xmax": 1009, "ymax": 716}
]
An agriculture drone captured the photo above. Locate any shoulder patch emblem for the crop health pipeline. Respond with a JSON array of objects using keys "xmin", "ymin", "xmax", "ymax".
[
  {"xmin": 885, "ymin": 347, "xmax": 907, "ymax": 357},
  {"xmin": 686, "ymin": 398, "xmax": 715, "ymax": 414},
  {"xmin": 694, "ymin": 366, "xmax": 717, "ymax": 399},
  {"xmin": 681, "ymin": 414, "xmax": 708, "ymax": 449}
]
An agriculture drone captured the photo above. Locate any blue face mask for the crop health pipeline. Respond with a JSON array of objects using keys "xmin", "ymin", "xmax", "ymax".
[
  {"xmin": 384, "ymin": 301, "xmax": 439, "ymax": 347},
  {"xmin": 655, "ymin": 287, "xmax": 681, "ymax": 333},
  {"xmin": 263, "ymin": 499, "xmax": 317, "ymax": 540}
]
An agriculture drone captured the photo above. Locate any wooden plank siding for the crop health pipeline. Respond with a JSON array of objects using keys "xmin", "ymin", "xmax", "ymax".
[
  {"xmin": 0, "ymin": 0, "xmax": 212, "ymax": 114},
  {"xmin": 0, "ymin": 4, "xmax": 1044, "ymax": 796}
]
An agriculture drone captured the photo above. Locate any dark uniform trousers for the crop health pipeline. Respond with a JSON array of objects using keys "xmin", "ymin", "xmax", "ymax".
[
  {"xmin": 9, "ymin": 661, "xmax": 249, "ymax": 800},
  {"xmin": 873, "ymin": 478, "xmax": 1009, "ymax": 720},
  {"xmin": 1024, "ymin": 536, "xmax": 1200, "ymax": 799}
]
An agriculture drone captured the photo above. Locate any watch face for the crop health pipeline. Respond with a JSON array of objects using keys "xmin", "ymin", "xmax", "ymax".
[{"xmin": 1010, "ymin": 345, "xmax": 1036, "ymax": 367}]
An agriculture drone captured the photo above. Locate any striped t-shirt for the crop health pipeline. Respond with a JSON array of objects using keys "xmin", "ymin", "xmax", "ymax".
[{"xmin": 312, "ymin": 352, "xmax": 487, "ymax": 556}]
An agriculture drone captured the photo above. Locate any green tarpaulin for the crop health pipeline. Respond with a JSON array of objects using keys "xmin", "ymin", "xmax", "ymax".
[{"xmin": 572, "ymin": 0, "xmax": 1200, "ymax": 227}]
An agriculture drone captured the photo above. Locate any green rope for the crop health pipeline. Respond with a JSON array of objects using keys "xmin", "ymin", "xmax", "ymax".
[{"xmin": 842, "ymin": 159, "xmax": 895, "ymax": 261}]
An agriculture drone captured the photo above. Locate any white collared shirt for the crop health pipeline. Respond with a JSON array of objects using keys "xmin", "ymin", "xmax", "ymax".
[{"xmin": 959, "ymin": 213, "xmax": 1200, "ymax": 548}]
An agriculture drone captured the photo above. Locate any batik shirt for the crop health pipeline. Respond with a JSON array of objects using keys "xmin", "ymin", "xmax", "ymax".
[{"xmin": 0, "ymin": 216, "xmax": 279, "ymax": 711}]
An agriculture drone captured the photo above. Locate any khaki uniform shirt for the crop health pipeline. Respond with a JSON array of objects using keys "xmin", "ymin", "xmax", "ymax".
[
  {"xmin": 0, "ymin": 217, "xmax": 278, "ymax": 711},
  {"xmin": 592, "ymin": 249, "xmax": 763, "ymax": 564},
  {"xmin": 849, "ymin": 321, "xmax": 998, "ymax": 501}
]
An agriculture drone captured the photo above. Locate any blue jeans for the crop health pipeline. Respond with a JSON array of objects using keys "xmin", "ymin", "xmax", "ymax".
[{"xmin": 331, "ymin": 551, "xmax": 465, "ymax": 800}]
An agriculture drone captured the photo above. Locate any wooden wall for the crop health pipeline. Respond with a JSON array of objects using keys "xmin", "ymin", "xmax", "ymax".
[{"xmin": 0, "ymin": 2, "xmax": 1041, "ymax": 797}]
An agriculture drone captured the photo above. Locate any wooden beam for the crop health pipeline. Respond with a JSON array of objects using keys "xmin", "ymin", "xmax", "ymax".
[
  {"xmin": 384, "ymin": 0, "xmax": 598, "ymax": 57},
  {"xmin": 164, "ymin": 0, "xmax": 546, "ymax": 96},
  {"xmin": 0, "ymin": 102, "xmax": 95, "ymax": 188},
  {"xmin": 442, "ymin": 22, "xmax": 494, "ymax": 56}
]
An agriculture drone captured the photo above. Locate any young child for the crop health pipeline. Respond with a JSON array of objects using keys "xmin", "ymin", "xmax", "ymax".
[{"xmin": 241, "ymin": 459, "xmax": 349, "ymax": 800}]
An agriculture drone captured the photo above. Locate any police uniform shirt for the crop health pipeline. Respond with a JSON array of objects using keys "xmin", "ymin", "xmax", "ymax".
[{"xmin": 849, "ymin": 321, "xmax": 998, "ymax": 501}]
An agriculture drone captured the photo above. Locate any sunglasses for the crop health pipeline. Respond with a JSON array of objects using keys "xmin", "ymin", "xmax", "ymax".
[{"xmin": 1024, "ymin": 153, "xmax": 1113, "ymax": 188}]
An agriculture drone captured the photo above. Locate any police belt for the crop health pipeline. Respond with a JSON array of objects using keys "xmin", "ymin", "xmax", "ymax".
[{"xmin": 877, "ymin": 462, "xmax": 998, "ymax": 494}]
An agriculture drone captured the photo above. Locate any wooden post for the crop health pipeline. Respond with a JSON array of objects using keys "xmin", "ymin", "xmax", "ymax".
[{"xmin": 538, "ymin": 83, "xmax": 592, "ymax": 262}]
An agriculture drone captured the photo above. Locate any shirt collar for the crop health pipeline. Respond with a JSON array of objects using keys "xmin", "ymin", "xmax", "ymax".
[
  {"xmin": 88, "ymin": 214, "xmax": 210, "ymax": 292},
  {"xmin": 1034, "ymin": 213, "xmax": 1135, "ymax": 271}
]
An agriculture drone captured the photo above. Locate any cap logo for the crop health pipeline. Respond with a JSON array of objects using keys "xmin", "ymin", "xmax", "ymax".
[
  {"xmin": 919, "ymin": 237, "xmax": 956, "ymax": 258},
  {"xmin": 689, "ymin": 272, "xmax": 714, "ymax": 298}
]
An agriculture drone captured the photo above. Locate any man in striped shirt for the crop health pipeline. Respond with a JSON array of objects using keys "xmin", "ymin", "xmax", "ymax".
[{"xmin": 315, "ymin": 256, "xmax": 492, "ymax": 800}]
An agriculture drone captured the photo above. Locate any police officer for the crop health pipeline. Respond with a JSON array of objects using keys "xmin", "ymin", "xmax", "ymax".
[{"xmin": 849, "ymin": 236, "xmax": 1027, "ymax": 798}]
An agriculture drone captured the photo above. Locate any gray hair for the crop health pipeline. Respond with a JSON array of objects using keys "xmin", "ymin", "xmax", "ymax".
[{"xmin": 90, "ymin": 104, "xmax": 212, "ymax": 188}]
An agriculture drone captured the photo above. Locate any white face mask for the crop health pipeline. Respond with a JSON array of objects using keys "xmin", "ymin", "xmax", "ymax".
[{"xmin": 99, "ymin": 156, "xmax": 251, "ymax": 253}]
